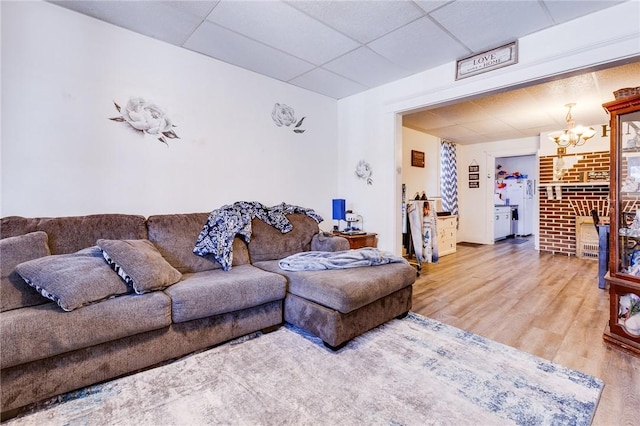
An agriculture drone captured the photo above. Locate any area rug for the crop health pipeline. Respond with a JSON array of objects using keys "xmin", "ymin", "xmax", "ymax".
[
  {"xmin": 507, "ymin": 238, "xmax": 529, "ymax": 244},
  {"xmin": 7, "ymin": 313, "xmax": 603, "ymax": 426}
]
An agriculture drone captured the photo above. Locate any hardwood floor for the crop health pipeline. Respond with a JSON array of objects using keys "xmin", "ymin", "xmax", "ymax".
[{"xmin": 411, "ymin": 238, "xmax": 639, "ymax": 425}]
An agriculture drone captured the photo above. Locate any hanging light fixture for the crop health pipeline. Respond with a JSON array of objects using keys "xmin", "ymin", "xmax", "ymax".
[{"xmin": 548, "ymin": 103, "xmax": 596, "ymax": 147}]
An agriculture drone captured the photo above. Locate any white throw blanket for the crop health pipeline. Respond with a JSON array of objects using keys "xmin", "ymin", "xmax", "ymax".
[{"xmin": 279, "ymin": 248, "xmax": 407, "ymax": 271}]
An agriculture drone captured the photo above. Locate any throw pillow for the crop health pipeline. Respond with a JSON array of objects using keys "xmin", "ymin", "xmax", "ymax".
[
  {"xmin": 97, "ymin": 239, "xmax": 182, "ymax": 294},
  {"xmin": 15, "ymin": 246, "xmax": 131, "ymax": 312},
  {"xmin": 0, "ymin": 231, "xmax": 51, "ymax": 312}
]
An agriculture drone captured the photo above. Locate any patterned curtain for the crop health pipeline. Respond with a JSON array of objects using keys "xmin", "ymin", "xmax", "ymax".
[{"xmin": 440, "ymin": 140, "xmax": 459, "ymax": 217}]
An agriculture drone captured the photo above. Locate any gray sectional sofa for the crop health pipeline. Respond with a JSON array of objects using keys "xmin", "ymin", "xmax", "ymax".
[{"xmin": 0, "ymin": 211, "xmax": 415, "ymax": 418}]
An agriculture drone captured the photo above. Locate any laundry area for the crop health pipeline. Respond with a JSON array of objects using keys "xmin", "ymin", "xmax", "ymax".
[{"xmin": 494, "ymin": 156, "xmax": 536, "ymax": 241}]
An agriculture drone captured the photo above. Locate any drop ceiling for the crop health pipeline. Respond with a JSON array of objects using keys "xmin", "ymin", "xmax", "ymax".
[
  {"xmin": 403, "ymin": 61, "xmax": 640, "ymax": 144},
  {"xmin": 49, "ymin": 0, "xmax": 639, "ymax": 144}
]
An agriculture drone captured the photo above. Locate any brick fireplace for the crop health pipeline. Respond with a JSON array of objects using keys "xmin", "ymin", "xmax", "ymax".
[{"xmin": 538, "ymin": 151, "xmax": 609, "ymax": 256}]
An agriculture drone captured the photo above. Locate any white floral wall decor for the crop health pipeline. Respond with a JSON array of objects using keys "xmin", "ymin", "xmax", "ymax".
[
  {"xmin": 272, "ymin": 103, "xmax": 305, "ymax": 133},
  {"xmin": 355, "ymin": 160, "xmax": 373, "ymax": 185},
  {"xmin": 109, "ymin": 97, "xmax": 179, "ymax": 145}
]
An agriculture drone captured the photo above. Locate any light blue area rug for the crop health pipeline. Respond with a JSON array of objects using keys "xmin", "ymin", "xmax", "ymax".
[{"xmin": 7, "ymin": 313, "xmax": 603, "ymax": 425}]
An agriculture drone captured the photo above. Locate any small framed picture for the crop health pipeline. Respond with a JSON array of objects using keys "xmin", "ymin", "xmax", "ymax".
[
  {"xmin": 468, "ymin": 165, "xmax": 479, "ymax": 172},
  {"xmin": 469, "ymin": 181, "xmax": 479, "ymax": 188},
  {"xmin": 469, "ymin": 173, "xmax": 479, "ymax": 181},
  {"xmin": 411, "ymin": 150, "xmax": 425, "ymax": 168}
]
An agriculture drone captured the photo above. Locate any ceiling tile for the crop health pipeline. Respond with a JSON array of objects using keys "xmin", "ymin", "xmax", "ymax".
[
  {"xmin": 463, "ymin": 118, "xmax": 515, "ymax": 134},
  {"xmin": 464, "ymin": 135, "xmax": 496, "ymax": 144},
  {"xmin": 184, "ymin": 21, "xmax": 315, "ymax": 82},
  {"xmin": 413, "ymin": 1, "xmax": 452, "ymax": 14},
  {"xmin": 51, "ymin": 1, "xmax": 218, "ymax": 46},
  {"xmin": 368, "ymin": 16, "xmax": 469, "ymax": 74},
  {"xmin": 205, "ymin": 0, "xmax": 360, "ymax": 65},
  {"xmin": 429, "ymin": 102, "xmax": 494, "ymax": 123},
  {"xmin": 288, "ymin": 0, "xmax": 425, "ymax": 43},
  {"xmin": 542, "ymin": 0, "xmax": 624, "ymax": 24},
  {"xmin": 403, "ymin": 110, "xmax": 455, "ymax": 129},
  {"xmin": 591, "ymin": 60, "xmax": 640, "ymax": 97},
  {"xmin": 480, "ymin": 129, "xmax": 528, "ymax": 142},
  {"xmin": 429, "ymin": 124, "xmax": 477, "ymax": 141},
  {"xmin": 429, "ymin": 1, "xmax": 553, "ymax": 52},
  {"xmin": 289, "ymin": 68, "xmax": 367, "ymax": 99},
  {"xmin": 470, "ymin": 90, "xmax": 539, "ymax": 116},
  {"xmin": 498, "ymin": 110, "xmax": 559, "ymax": 131},
  {"xmin": 323, "ymin": 47, "xmax": 410, "ymax": 88},
  {"xmin": 523, "ymin": 73, "xmax": 601, "ymax": 123}
]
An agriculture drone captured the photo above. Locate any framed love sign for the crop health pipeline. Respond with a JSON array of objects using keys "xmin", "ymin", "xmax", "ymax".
[{"xmin": 456, "ymin": 41, "xmax": 518, "ymax": 80}]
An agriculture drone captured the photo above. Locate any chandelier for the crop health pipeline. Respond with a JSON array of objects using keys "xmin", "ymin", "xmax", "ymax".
[{"xmin": 548, "ymin": 103, "xmax": 596, "ymax": 147}]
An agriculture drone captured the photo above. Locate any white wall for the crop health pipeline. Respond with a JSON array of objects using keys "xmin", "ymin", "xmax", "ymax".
[
  {"xmin": 1, "ymin": 1, "xmax": 339, "ymax": 228},
  {"xmin": 401, "ymin": 127, "xmax": 440, "ymax": 201},
  {"xmin": 337, "ymin": 1, "xmax": 640, "ymax": 252}
]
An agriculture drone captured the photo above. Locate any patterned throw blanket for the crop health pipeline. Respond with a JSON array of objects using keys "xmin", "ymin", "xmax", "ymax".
[
  {"xmin": 193, "ymin": 201, "xmax": 323, "ymax": 271},
  {"xmin": 278, "ymin": 247, "xmax": 407, "ymax": 271}
]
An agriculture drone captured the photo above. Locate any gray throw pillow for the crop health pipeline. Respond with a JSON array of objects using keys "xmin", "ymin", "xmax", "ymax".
[
  {"xmin": 15, "ymin": 246, "xmax": 131, "ymax": 312},
  {"xmin": 0, "ymin": 231, "xmax": 51, "ymax": 312},
  {"xmin": 97, "ymin": 239, "xmax": 182, "ymax": 294}
]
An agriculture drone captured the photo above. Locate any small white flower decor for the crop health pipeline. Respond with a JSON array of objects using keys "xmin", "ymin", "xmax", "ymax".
[
  {"xmin": 272, "ymin": 103, "xmax": 305, "ymax": 133},
  {"xmin": 109, "ymin": 97, "xmax": 179, "ymax": 145},
  {"xmin": 355, "ymin": 160, "xmax": 373, "ymax": 185}
]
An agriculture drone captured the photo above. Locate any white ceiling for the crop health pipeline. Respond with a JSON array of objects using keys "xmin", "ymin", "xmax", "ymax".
[{"xmin": 49, "ymin": 0, "xmax": 639, "ymax": 144}]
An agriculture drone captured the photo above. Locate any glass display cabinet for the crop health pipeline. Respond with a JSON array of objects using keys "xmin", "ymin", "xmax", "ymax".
[{"xmin": 604, "ymin": 93, "xmax": 640, "ymax": 354}]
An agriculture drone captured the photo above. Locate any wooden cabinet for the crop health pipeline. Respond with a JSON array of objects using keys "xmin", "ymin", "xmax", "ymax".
[
  {"xmin": 603, "ymin": 93, "xmax": 640, "ymax": 355},
  {"xmin": 437, "ymin": 215, "xmax": 457, "ymax": 256},
  {"xmin": 337, "ymin": 233, "xmax": 377, "ymax": 249}
]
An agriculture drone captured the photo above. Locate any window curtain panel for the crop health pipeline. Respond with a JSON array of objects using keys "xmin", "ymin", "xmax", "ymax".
[{"xmin": 440, "ymin": 141, "xmax": 459, "ymax": 220}]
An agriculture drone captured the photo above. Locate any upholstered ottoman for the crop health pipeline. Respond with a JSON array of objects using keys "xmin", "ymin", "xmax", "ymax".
[{"xmin": 253, "ymin": 261, "xmax": 415, "ymax": 349}]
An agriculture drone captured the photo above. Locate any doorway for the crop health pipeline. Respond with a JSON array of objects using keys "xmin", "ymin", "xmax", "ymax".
[
  {"xmin": 398, "ymin": 61, "xmax": 639, "ymax": 250},
  {"xmin": 494, "ymin": 154, "xmax": 538, "ymax": 246}
]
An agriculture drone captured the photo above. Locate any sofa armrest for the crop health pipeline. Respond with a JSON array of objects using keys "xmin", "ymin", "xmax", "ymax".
[{"xmin": 311, "ymin": 232, "xmax": 350, "ymax": 252}]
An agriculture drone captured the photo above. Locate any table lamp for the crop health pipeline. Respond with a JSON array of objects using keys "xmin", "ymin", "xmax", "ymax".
[{"xmin": 332, "ymin": 199, "xmax": 346, "ymax": 231}]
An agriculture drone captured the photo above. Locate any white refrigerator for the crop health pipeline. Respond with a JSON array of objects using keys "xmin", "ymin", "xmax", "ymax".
[{"xmin": 505, "ymin": 179, "xmax": 534, "ymax": 236}]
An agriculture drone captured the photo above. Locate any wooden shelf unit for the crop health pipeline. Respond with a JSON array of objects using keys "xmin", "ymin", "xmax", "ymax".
[{"xmin": 603, "ymin": 93, "xmax": 640, "ymax": 355}]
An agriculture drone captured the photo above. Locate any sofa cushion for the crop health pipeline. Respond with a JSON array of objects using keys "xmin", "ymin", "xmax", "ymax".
[
  {"xmin": 36, "ymin": 214, "xmax": 148, "ymax": 254},
  {"xmin": 0, "ymin": 291, "xmax": 171, "ymax": 369},
  {"xmin": 253, "ymin": 259, "xmax": 416, "ymax": 314},
  {"xmin": 311, "ymin": 232, "xmax": 350, "ymax": 252},
  {"xmin": 0, "ymin": 231, "xmax": 51, "ymax": 312},
  {"xmin": 15, "ymin": 246, "xmax": 131, "ymax": 312},
  {"xmin": 0, "ymin": 216, "xmax": 40, "ymax": 239},
  {"xmin": 97, "ymin": 239, "xmax": 182, "ymax": 294},
  {"xmin": 247, "ymin": 214, "xmax": 319, "ymax": 262},
  {"xmin": 164, "ymin": 264, "xmax": 286, "ymax": 323},
  {"xmin": 147, "ymin": 213, "xmax": 250, "ymax": 273}
]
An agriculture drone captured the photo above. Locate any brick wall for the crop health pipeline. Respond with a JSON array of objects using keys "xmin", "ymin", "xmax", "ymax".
[
  {"xmin": 539, "ymin": 151, "xmax": 610, "ymax": 184},
  {"xmin": 538, "ymin": 150, "xmax": 609, "ymax": 256}
]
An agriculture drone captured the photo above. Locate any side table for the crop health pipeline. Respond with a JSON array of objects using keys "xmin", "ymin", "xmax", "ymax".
[{"xmin": 334, "ymin": 232, "xmax": 378, "ymax": 249}]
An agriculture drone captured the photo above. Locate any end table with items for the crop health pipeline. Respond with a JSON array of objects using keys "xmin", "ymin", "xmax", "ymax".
[{"xmin": 334, "ymin": 232, "xmax": 378, "ymax": 249}]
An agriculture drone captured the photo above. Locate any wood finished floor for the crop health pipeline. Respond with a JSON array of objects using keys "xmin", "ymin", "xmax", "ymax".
[{"xmin": 411, "ymin": 238, "xmax": 639, "ymax": 425}]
